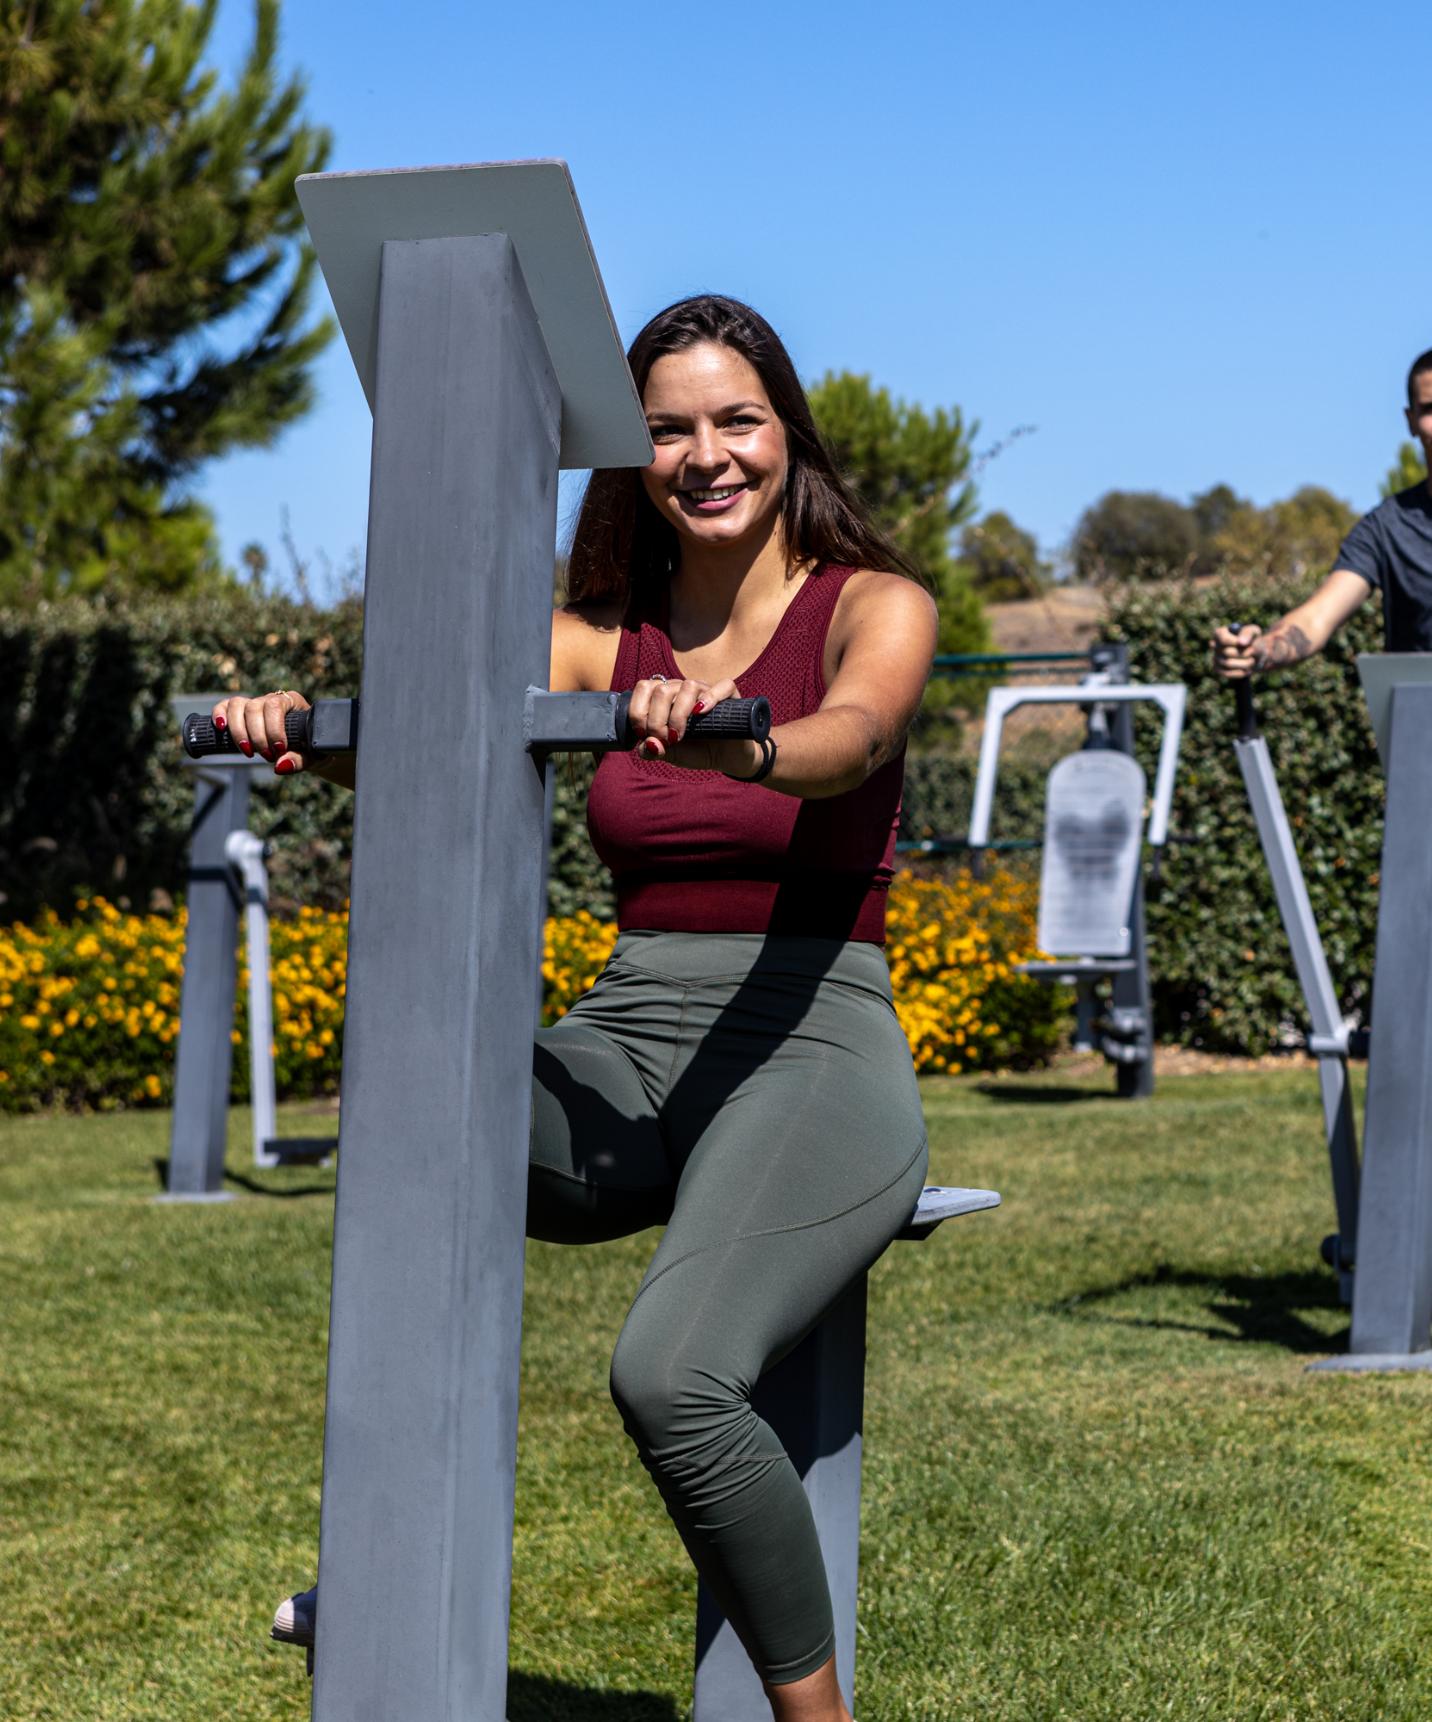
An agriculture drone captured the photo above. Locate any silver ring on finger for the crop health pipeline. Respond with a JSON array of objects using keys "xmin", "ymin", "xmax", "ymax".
[{"xmin": 648, "ymin": 674, "xmax": 667, "ymax": 684}]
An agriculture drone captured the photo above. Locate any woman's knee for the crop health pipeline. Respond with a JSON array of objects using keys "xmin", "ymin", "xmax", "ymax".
[{"xmin": 608, "ymin": 1315, "xmax": 749, "ymax": 1464}]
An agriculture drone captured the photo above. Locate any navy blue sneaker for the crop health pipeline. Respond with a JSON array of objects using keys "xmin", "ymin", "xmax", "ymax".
[{"xmin": 271, "ymin": 1584, "xmax": 317, "ymax": 1649}]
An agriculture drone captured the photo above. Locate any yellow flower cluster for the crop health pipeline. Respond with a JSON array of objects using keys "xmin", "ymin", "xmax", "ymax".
[
  {"xmin": 0, "ymin": 897, "xmax": 349, "ymax": 1112},
  {"xmin": 240, "ymin": 905, "xmax": 349, "ymax": 1087},
  {"xmin": 0, "ymin": 870, "xmax": 1063, "ymax": 1113},
  {"xmin": 540, "ymin": 909, "xmax": 619, "ymax": 1027},
  {"xmin": 0, "ymin": 898, "xmax": 186, "ymax": 1109},
  {"xmin": 883, "ymin": 868, "xmax": 1061, "ymax": 1073}
]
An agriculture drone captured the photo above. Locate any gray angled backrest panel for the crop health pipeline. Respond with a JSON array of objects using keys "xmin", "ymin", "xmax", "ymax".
[{"xmin": 1037, "ymin": 750, "xmax": 1146, "ymax": 958}]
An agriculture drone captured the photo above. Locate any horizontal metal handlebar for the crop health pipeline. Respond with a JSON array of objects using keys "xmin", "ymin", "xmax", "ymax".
[
  {"xmin": 182, "ymin": 699, "xmax": 360, "ymax": 759},
  {"xmin": 182, "ymin": 693, "xmax": 772, "ymax": 761}
]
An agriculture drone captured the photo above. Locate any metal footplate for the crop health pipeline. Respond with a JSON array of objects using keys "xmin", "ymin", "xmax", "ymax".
[{"xmin": 897, "ymin": 1184, "xmax": 1002, "ymax": 1241}]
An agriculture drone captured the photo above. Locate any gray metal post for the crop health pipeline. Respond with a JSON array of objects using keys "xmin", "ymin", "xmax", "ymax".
[
  {"xmin": 1110, "ymin": 874, "xmax": 1154, "ymax": 1099},
  {"xmin": 311, "ymin": 235, "xmax": 560, "ymax": 1722},
  {"xmin": 1233, "ymin": 728, "xmax": 1359, "ymax": 1296},
  {"xmin": 1331, "ymin": 683, "xmax": 1432, "ymax": 1368},
  {"xmin": 163, "ymin": 767, "xmax": 250, "ymax": 1200},
  {"xmin": 694, "ymin": 1277, "xmax": 868, "ymax": 1720},
  {"xmin": 1107, "ymin": 671, "xmax": 1154, "ymax": 1099}
]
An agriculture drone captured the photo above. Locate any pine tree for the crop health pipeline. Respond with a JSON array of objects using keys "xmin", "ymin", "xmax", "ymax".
[
  {"xmin": 0, "ymin": 0, "xmax": 332, "ymax": 601},
  {"xmin": 807, "ymin": 370, "xmax": 989, "ymax": 656}
]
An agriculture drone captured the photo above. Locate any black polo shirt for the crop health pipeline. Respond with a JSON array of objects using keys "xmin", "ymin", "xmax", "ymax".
[{"xmin": 1335, "ymin": 483, "xmax": 1432, "ymax": 651}]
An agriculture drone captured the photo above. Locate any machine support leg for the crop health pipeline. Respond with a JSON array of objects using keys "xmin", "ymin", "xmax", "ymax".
[
  {"xmin": 311, "ymin": 235, "xmax": 561, "ymax": 1721},
  {"xmin": 164, "ymin": 770, "xmax": 250, "ymax": 1199},
  {"xmin": 1111, "ymin": 874, "xmax": 1154, "ymax": 1098},
  {"xmin": 1233, "ymin": 730, "xmax": 1360, "ymax": 1291},
  {"xmin": 693, "ymin": 1276, "xmax": 867, "ymax": 1720}
]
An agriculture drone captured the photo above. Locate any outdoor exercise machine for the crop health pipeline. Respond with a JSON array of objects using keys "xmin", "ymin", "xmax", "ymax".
[
  {"xmin": 200, "ymin": 160, "xmax": 1003, "ymax": 1722},
  {"xmin": 968, "ymin": 644, "xmax": 1187, "ymax": 1097},
  {"xmin": 162, "ymin": 693, "xmax": 341, "ymax": 1201},
  {"xmin": 1230, "ymin": 639, "xmax": 1432, "ymax": 1369}
]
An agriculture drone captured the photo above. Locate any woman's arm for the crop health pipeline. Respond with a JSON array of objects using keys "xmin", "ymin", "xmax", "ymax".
[
  {"xmin": 210, "ymin": 604, "xmax": 624, "ymax": 790},
  {"xmin": 635, "ymin": 572, "xmax": 938, "ymax": 798}
]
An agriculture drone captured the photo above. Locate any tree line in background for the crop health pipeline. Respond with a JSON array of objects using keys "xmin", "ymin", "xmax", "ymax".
[
  {"xmin": 1068, "ymin": 444, "xmax": 1425, "ymax": 587},
  {"xmin": 0, "ymin": 1, "xmax": 1425, "ymax": 634}
]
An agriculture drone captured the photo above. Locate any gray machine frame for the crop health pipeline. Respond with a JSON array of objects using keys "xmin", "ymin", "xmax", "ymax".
[
  {"xmin": 285, "ymin": 161, "xmax": 1000, "ymax": 1721},
  {"xmin": 1236, "ymin": 657, "xmax": 1432, "ymax": 1371},
  {"xmin": 968, "ymin": 652, "xmax": 1186, "ymax": 1097},
  {"xmin": 1230, "ymin": 679, "xmax": 1359, "ymax": 1304},
  {"xmin": 164, "ymin": 693, "xmax": 331, "ymax": 1199}
]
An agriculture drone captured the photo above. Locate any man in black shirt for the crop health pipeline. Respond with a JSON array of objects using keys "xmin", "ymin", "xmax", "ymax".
[{"xmin": 1212, "ymin": 347, "xmax": 1432, "ymax": 676}]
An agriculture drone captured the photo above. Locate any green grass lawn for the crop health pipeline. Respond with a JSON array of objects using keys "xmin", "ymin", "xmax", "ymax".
[{"xmin": 2, "ymin": 1069, "xmax": 1429, "ymax": 1721}]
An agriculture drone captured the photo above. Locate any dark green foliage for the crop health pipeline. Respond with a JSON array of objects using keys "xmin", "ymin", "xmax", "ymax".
[
  {"xmin": 1208, "ymin": 485, "xmax": 1358, "ymax": 578},
  {"xmin": 1105, "ymin": 573, "xmax": 1384, "ymax": 1051},
  {"xmin": 1072, "ymin": 490, "xmax": 1201, "ymax": 582},
  {"xmin": 0, "ymin": 0, "xmax": 331, "ymax": 601},
  {"xmin": 546, "ymin": 759, "xmax": 614, "ymax": 921},
  {"xmin": 0, "ymin": 593, "xmax": 361, "ymax": 918},
  {"xmin": 1075, "ymin": 485, "xmax": 1360, "ymax": 585},
  {"xmin": 0, "ymin": 596, "xmax": 618, "ymax": 925},
  {"xmin": 1381, "ymin": 441, "xmax": 1426, "ymax": 497},
  {"xmin": 806, "ymin": 370, "xmax": 991, "ymax": 666},
  {"xmin": 956, "ymin": 509, "xmax": 1051, "ymax": 602}
]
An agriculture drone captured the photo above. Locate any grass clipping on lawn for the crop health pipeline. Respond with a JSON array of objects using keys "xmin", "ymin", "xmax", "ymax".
[{"xmin": 1, "ymin": 1068, "xmax": 1429, "ymax": 1721}]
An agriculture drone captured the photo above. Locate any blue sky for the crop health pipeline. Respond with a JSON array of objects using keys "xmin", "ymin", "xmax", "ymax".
[{"xmin": 198, "ymin": 0, "xmax": 1431, "ymax": 596}]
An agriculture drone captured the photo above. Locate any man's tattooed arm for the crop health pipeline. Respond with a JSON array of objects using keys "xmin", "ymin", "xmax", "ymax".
[{"xmin": 1251, "ymin": 624, "xmax": 1314, "ymax": 673}]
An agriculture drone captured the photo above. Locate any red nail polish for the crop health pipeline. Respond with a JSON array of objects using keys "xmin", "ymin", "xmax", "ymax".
[
  {"xmin": 692, "ymin": 701, "xmax": 706, "ymax": 714},
  {"xmin": 667, "ymin": 726, "xmax": 679, "ymax": 743},
  {"xmin": 214, "ymin": 713, "xmax": 227, "ymax": 730},
  {"xmin": 275, "ymin": 757, "xmax": 296, "ymax": 776},
  {"xmin": 239, "ymin": 740, "xmax": 253, "ymax": 756},
  {"xmin": 642, "ymin": 739, "xmax": 659, "ymax": 757}
]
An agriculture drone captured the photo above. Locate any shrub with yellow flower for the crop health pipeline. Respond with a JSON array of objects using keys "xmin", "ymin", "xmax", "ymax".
[
  {"xmin": 882, "ymin": 868, "xmax": 1066, "ymax": 1073},
  {"xmin": 0, "ymin": 870, "xmax": 1064, "ymax": 1112}
]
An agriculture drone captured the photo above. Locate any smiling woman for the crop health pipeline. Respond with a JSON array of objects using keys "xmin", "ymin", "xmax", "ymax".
[{"xmin": 255, "ymin": 294, "xmax": 945, "ymax": 1722}]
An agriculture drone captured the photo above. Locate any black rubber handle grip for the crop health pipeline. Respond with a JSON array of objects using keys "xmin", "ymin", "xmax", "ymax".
[
  {"xmin": 183, "ymin": 709, "xmax": 310, "ymax": 758},
  {"xmin": 1225, "ymin": 621, "xmax": 1258, "ymax": 740},
  {"xmin": 613, "ymin": 693, "xmax": 771, "ymax": 744}
]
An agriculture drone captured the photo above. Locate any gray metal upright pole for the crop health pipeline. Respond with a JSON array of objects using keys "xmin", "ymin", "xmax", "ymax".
[
  {"xmin": 1106, "ymin": 664, "xmax": 1154, "ymax": 1099},
  {"xmin": 1232, "ymin": 726, "xmax": 1359, "ymax": 1297},
  {"xmin": 1338, "ymin": 683, "xmax": 1432, "ymax": 1367},
  {"xmin": 311, "ymin": 235, "xmax": 560, "ymax": 1722},
  {"xmin": 164, "ymin": 768, "xmax": 250, "ymax": 1199}
]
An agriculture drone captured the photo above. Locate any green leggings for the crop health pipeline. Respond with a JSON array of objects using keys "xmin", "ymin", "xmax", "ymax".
[{"xmin": 528, "ymin": 930, "xmax": 929, "ymax": 1685}]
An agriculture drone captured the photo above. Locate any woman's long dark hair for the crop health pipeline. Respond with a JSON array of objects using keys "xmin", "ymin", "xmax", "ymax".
[{"xmin": 565, "ymin": 295, "xmax": 921, "ymax": 608}]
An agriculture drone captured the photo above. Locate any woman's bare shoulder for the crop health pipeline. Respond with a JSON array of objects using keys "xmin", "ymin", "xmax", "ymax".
[
  {"xmin": 550, "ymin": 599, "xmax": 625, "ymax": 691},
  {"xmin": 831, "ymin": 568, "xmax": 939, "ymax": 636}
]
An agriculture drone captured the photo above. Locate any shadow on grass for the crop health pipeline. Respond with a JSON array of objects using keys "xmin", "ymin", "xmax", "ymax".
[
  {"xmin": 508, "ymin": 1672, "xmax": 679, "ymax": 1721},
  {"xmin": 975, "ymin": 1081, "xmax": 1115, "ymax": 1105},
  {"xmin": 1051, "ymin": 1263, "xmax": 1349, "ymax": 1355},
  {"xmin": 150, "ymin": 1157, "xmax": 336, "ymax": 1200}
]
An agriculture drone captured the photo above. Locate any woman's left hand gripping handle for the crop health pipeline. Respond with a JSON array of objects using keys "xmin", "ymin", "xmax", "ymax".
[{"xmin": 211, "ymin": 690, "xmax": 312, "ymax": 776}]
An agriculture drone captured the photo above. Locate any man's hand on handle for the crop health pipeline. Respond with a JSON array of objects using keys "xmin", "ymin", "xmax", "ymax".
[{"xmin": 1211, "ymin": 623, "xmax": 1262, "ymax": 682}]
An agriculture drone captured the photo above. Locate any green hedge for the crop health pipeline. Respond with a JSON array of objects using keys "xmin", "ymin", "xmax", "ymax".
[
  {"xmin": 0, "ymin": 594, "xmax": 363, "ymax": 920},
  {"xmin": 1105, "ymin": 573, "xmax": 1384, "ymax": 1052},
  {"xmin": 8, "ymin": 584, "xmax": 1382, "ymax": 1057},
  {"xmin": 0, "ymin": 596, "xmax": 1054, "ymax": 927}
]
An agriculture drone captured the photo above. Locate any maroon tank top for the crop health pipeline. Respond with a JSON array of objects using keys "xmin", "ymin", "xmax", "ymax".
[{"xmin": 585, "ymin": 563, "xmax": 904, "ymax": 944}]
